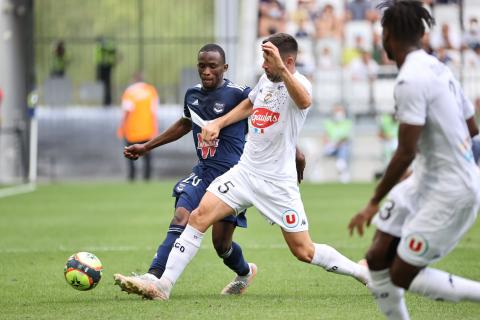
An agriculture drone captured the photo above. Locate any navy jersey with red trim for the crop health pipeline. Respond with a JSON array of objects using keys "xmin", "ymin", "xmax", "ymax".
[{"xmin": 183, "ymin": 79, "xmax": 251, "ymax": 172}]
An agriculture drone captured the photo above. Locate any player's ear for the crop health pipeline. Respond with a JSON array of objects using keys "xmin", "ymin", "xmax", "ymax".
[{"xmin": 223, "ymin": 63, "xmax": 229, "ymax": 72}]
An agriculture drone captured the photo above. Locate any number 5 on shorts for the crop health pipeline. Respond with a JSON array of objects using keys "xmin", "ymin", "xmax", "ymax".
[{"xmin": 218, "ymin": 181, "xmax": 234, "ymax": 194}]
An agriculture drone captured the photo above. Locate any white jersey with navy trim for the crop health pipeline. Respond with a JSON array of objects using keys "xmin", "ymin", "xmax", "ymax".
[{"xmin": 240, "ymin": 71, "xmax": 312, "ymax": 182}]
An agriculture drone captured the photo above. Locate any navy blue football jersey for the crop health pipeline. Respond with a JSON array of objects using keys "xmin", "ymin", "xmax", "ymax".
[{"xmin": 183, "ymin": 79, "xmax": 251, "ymax": 172}]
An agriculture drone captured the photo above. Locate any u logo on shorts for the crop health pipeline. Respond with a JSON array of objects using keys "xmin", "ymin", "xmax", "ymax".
[
  {"xmin": 404, "ymin": 233, "xmax": 429, "ymax": 256},
  {"xmin": 282, "ymin": 209, "xmax": 299, "ymax": 229}
]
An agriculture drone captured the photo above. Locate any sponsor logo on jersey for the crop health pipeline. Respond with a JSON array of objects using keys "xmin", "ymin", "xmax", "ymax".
[
  {"xmin": 197, "ymin": 133, "xmax": 219, "ymax": 159},
  {"xmin": 404, "ymin": 233, "xmax": 428, "ymax": 256},
  {"xmin": 213, "ymin": 102, "xmax": 225, "ymax": 114},
  {"xmin": 251, "ymin": 107, "xmax": 280, "ymax": 129},
  {"xmin": 263, "ymin": 92, "xmax": 273, "ymax": 102},
  {"xmin": 282, "ymin": 209, "xmax": 299, "ymax": 229}
]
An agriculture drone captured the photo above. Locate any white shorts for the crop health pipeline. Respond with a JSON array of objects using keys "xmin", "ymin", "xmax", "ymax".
[
  {"xmin": 372, "ymin": 177, "xmax": 418, "ymax": 238},
  {"xmin": 207, "ymin": 164, "xmax": 309, "ymax": 232},
  {"xmin": 374, "ymin": 177, "xmax": 480, "ymax": 266}
]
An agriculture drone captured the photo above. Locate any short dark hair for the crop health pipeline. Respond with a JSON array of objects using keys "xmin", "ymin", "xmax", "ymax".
[
  {"xmin": 262, "ymin": 33, "xmax": 298, "ymax": 58},
  {"xmin": 379, "ymin": 0, "xmax": 434, "ymax": 44},
  {"xmin": 198, "ymin": 43, "xmax": 226, "ymax": 63}
]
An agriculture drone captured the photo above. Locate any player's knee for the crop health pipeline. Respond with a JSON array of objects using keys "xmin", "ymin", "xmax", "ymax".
[
  {"xmin": 366, "ymin": 246, "xmax": 389, "ymax": 270},
  {"xmin": 171, "ymin": 208, "xmax": 190, "ymax": 226},
  {"xmin": 291, "ymin": 245, "xmax": 314, "ymax": 263},
  {"xmin": 189, "ymin": 208, "xmax": 210, "ymax": 229}
]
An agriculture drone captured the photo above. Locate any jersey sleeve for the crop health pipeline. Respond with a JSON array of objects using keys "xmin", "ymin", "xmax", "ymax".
[
  {"xmin": 183, "ymin": 91, "xmax": 191, "ymax": 120},
  {"xmin": 294, "ymin": 72, "xmax": 313, "ymax": 98},
  {"xmin": 242, "ymin": 86, "xmax": 252, "ymax": 101},
  {"xmin": 460, "ymin": 87, "xmax": 475, "ymax": 120},
  {"xmin": 394, "ymin": 80, "xmax": 426, "ymax": 126},
  {"xmin": 248, "ymin": 76, "xmax": 263, "ymax": 104}
]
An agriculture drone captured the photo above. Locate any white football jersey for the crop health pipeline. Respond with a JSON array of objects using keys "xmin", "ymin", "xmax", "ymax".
[
  {"xmin": 394, "ymin": 50, "xmax": 480, "ymax": 192},
  {"xmin": 239, "ymin": 71, "xmax": 312, "ymax": 182}
]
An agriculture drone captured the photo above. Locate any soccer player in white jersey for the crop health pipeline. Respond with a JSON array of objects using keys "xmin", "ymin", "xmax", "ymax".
[
  {"xmin": 135, "ymin": 33, "xmax": 368, "ymax": 300},
  {"xmin": 348, "ymin": 1, "xmax": 480, "ymax": 319}
]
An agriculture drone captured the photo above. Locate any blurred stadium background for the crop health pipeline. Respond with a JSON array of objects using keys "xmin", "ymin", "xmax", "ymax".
[{"xmin": 0, "ymin": 0, "xmax": 479, "ymax": 187}]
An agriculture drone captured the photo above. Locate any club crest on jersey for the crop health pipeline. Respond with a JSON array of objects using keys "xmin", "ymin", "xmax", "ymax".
[
  {"xmin": 197, "ymin": 133, "xmax": 219, "ymax": 159},
  {"xmin": 213, "ymin": 102, "xmax": 225, "ymax": 114},
  {"xmin": 251, "ymin": 107, "xmax": 280, "ymax": 129},
  {"xmin": 404, "ymin": 233, "xmax": 428, "ymax": 256},
  {"xmin": 282, "ymin": 209, "xmax": 299, "ymax": 229}
]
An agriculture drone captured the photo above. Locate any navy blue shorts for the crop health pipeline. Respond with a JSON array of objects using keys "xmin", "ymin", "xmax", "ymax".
[{"xmin": 172, "ymin": 165, "xmax": 247, "ymax": 228}]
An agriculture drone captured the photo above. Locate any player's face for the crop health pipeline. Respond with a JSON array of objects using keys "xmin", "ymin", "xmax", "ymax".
[
  {"xmin": 197, "ymin": 51, "xmax": 227, "ymax": 90},
  {"xmin": 382, "ymin": 28, "xmax": 395, "ymax": 61},
  {"xmin": 262, "ymin": 54, "xmax": 283, "ymax": 83}
]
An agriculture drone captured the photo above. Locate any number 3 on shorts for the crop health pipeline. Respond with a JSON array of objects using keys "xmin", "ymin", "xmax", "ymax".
[{"xmin": 218, "ymin": 181, "xmax": 234, "ymax": 194}]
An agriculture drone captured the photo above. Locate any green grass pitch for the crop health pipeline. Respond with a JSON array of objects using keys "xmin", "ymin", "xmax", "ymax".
[{"xmin": 1, "ymin": 182, "xmax": 479, "ymax": 319}]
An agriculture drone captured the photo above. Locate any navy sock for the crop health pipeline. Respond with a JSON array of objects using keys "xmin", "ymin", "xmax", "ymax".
[
  {"xmin": 148, "ymin": 224, "xmax": 185, "ymax": 278},
  {"xmin": 220, "ymin": 241, "xmax": 250, "ymax": 276}
]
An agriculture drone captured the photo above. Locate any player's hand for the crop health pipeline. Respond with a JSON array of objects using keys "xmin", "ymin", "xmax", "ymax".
[
  {"xmin": 348, "ymin": 201, "xmax": 379, "ymax": 237},
  {"xmin": 295, "ymin": 149, "xmax": 306, "ymax": 184},
  {"xmin": 261, "ymin": 41, "xmax": 286, "ymax": 73},
  {"xmin": 124, "ymin": 144, "xmax": 147, "ymax": 160},
  {"xmin": 201, "ymin": 121, "xmax": 221, "ymax": 143}
]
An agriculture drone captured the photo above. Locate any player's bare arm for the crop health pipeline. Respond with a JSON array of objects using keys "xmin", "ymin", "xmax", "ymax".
[
  {"xmin": 261, "ymin": 41, "xmax": 311, "ymax": 109},
  {"xmin": 201, "ymin": 98, "xmax": 253, "ymax": 142},
  {"xmin": 466, "ymin": 116, "xmax": 479, "ymax": 138},
  {"xmin": 124, "ymin": 118, "xmax": 192, "ymax": 160},
  {"xmin": 349, "ymin": 123, "xmax": 422, "ymax": 236},
  {"xmin": 295, "ymin": 146, "xmax": 306, "ymax": 184}
]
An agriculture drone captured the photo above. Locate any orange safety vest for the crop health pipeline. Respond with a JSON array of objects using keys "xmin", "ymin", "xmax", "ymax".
[{"xmin": 121, "ymin": 82, "xmax": 158, "ymax": 143}]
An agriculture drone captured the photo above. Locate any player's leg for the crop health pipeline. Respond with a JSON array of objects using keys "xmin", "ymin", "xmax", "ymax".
[
  {"xmin": 151, "ymin": 166, "xmax": 253, "ymax": 299},
  {"xmin": 281, "ymin": 229, "xmax": 368, "ymax": 284},
  {"xmin": 212, "ymin": 220, "xmax": 257, "ymax": 294},
  {"xmin": 143, "ymin": 149, "xmax": 152, "ymax": 181},
  {"xmin": 364, "ymin": 230, "xmax": 410, "ymax": 320},
  {"xmin": 148, "ymin": 207, "xmax": 189, "ymax": 278},
  {"xmin": 147, "ymin": 191, "xmax": 237, "ymax": 300},
  {"xmin": 212, "ymin": 221, "xmax": 250, "ymax": 277}
]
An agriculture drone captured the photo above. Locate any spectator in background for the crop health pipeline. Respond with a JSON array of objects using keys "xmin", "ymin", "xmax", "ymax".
[
  {"xmin": 323, "ymin": 105, "xmax": 353, "ymax": 183},
  {"xmin": 342, "ymin": 34, "xmax": 365, "ymax": 66},
  {"xmin": 421, "ymin": 32, "xmax": 435, "ymax": 55},
  {"xmin": 317, "ymin": 46, "xmax": 336, "ymax": 69},
  {"xmin": 430, "ymin": 23, "xmax": 461, "ymax": 50},
  {"xmin": 464, "ymin": 44, "xmax": 480, "ymax": 68},
  {"xmin": 377, "ymin": 112, "xmax": 398, "ymax": 175},
  {"xmin": 463, "ymin": 17, "xmax": 480, "ymax": 50},
  {"xmin": 258, "ymin": 0, "xmax": 286, "ymax": 37},
  {"xmin": 50, "ymin": 40, "xmax": 70, "ymax": 78},
  {"xmin": 117, "ymin": 77, "xmax": 159, "ymax": 182},
  {"xmin": 349, "ymin": 50, "xmax": 379, "ymax": 81},
  {"xmin": 435, "ymin": 46, "xmax": 454, "ymax": 67},
  {"xmin": 95, "ymin": 37, "xmax": 118, "ymax": 106},
  {"xmin": 345, "ymin": 0, "xmax": 378, "ymax": 22},
  {"xmin": 372, "ymin": 32, "xmax": 391, "ymax": 65},
  {"xmin": 314, "ymin": 3, "xmax": 343, "ymax": 41}
]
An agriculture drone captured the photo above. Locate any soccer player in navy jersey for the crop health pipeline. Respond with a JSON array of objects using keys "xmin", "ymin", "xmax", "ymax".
[{"xmin": 114, "ymin": 43, "xmax": 306, "ymax": 296}]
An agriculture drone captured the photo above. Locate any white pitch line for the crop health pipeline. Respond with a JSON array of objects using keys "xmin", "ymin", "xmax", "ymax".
[
  {"xmin": 0, "ymin": 183, "xmax": 36, "ymax": 199},
  {"xmin": 2, "ymin": 242, "xmax": 479, "ymax": 254}
]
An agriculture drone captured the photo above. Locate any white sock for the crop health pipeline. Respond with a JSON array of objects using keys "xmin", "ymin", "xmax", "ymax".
[
  {"xmin": 161, "ymin": 224, "xmax": 204, "ymax": 286},
  {"xmin": 409, "ymin": 267, "xmax": 480, "ymax": 302},
  {"xmin": 369, "ymin": 269, "xmax": 410, "ymax": 320},
  {"xmin": 311, "ymin": 244, "xmax": 369, "ymax": 283}
]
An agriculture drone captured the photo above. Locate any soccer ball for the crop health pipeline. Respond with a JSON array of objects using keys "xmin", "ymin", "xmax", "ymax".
[{"xmin": 64, "ymin": 252, "xmax": 103, "ymax": 291}]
